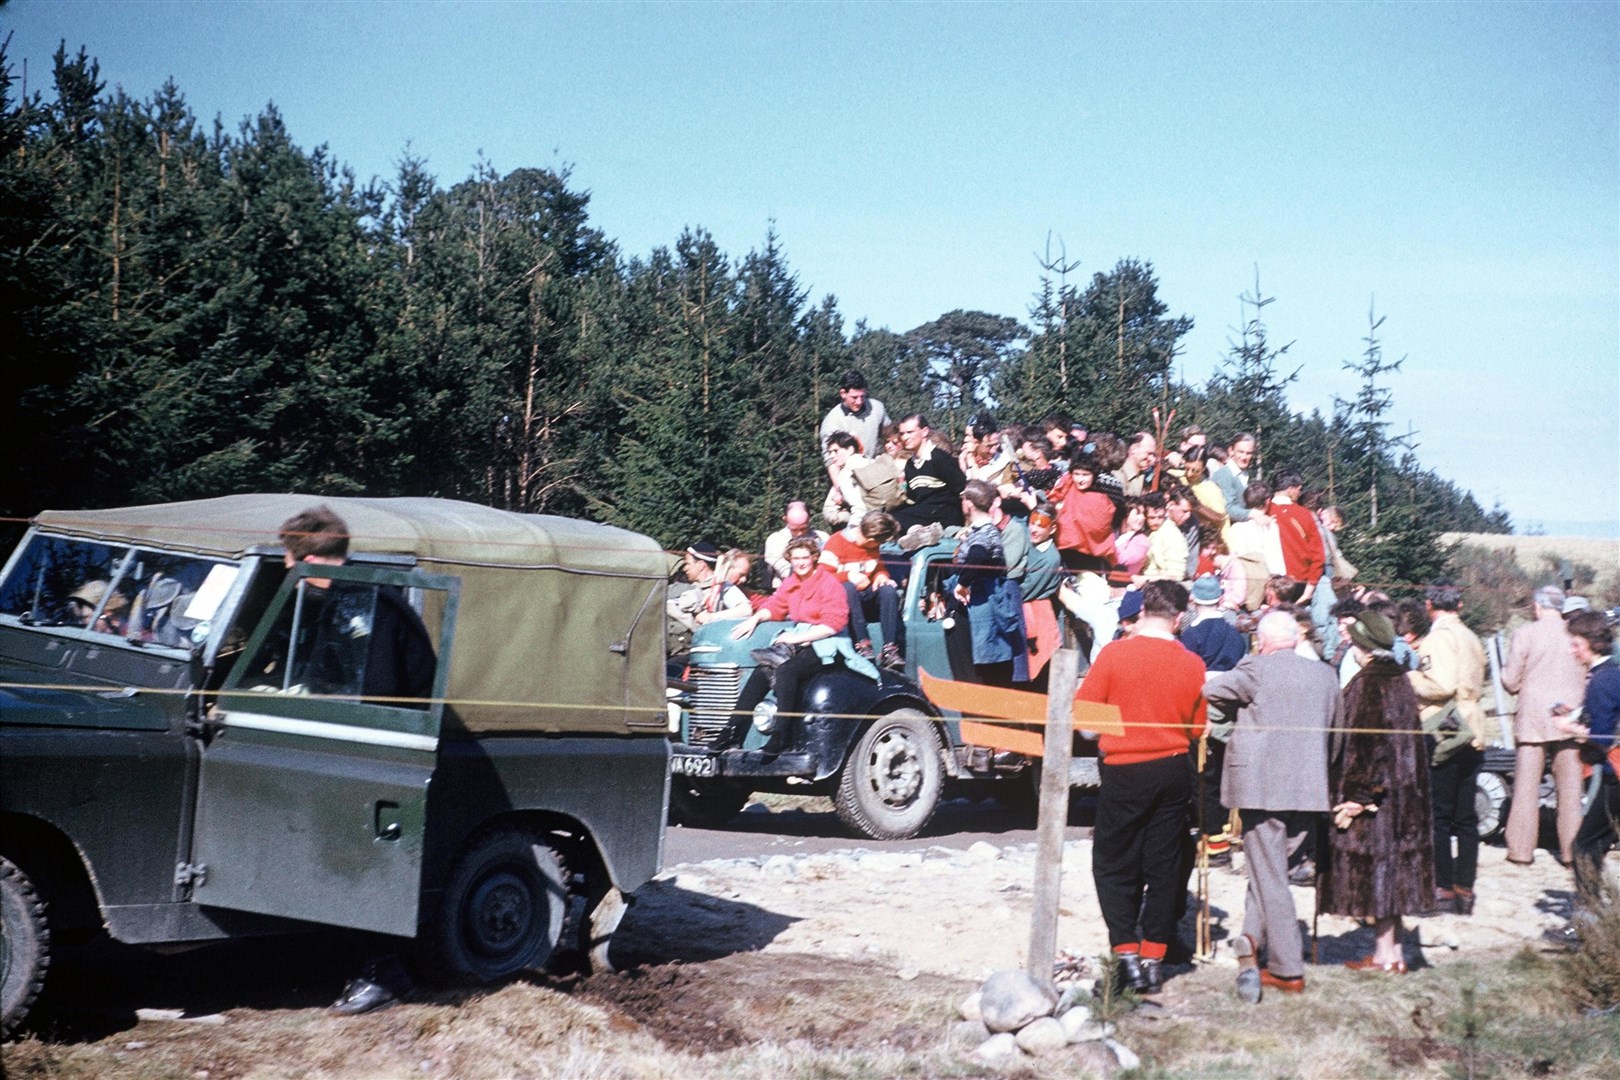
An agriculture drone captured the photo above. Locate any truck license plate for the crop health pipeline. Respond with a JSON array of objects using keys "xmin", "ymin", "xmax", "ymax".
[{"xmin": 670, "ymin": 753, "xmax": 718, "ymax": 778}]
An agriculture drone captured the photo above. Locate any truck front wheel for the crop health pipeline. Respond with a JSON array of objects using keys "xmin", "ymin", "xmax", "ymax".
[
  {"xmin": 834, "ymin": 709, "xmax": 944, "ymax": 841},
  {"xmin": 427, "ymin": 830, "xmax": 567, "ymax": 984},
  {"xmin": 2, "ymin": 856, "xmax": 50, "ymax": 1039}
]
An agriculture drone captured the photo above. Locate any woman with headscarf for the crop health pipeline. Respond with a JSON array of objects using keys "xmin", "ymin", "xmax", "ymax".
[{"xmin": 1318, "ymin": 610, "xmax": 1435, "ymax": 973}]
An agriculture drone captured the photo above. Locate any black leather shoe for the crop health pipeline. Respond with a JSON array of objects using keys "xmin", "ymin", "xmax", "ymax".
[
  {"xmin": 330, "ymin": 975, "xmax": 400, "ymax": 1015},
  {"xmin": 1542, "ymin": 925, "xmax": 1581, "ymax": 950},
  {"xmin": 750, "ymin": 643, "xmax": 795, "ymax": 668},
  {"xmin": 1138, "ymin": 958, "xmax": 1164, "ymax": 995},
  {"xmin": 1115, "ymin": 953, "xmax": 1149, "ymax": 994}
]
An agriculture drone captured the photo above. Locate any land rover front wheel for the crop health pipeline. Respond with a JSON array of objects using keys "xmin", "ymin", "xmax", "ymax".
[
  {"xmin": 834, "ymin": 709, "xmax": 944, "ymax": 841},
  {"xmin": 427, "ymin": 830, "xmax": 567, "ymax": 984},
  {"xmin": 2, "ymin": 856, "xmax": 49, "ymax": 1039}
]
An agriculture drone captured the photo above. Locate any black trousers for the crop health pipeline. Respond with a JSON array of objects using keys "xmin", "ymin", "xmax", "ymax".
[
  {"xmin": 1573, "ymin": 771, "xmax": 1620, "ymax": 901},
  {"xmin": 1197, "ymin": 739, "xmax": 1227, "ymax": 838},
  {"xmin": 1093, "ymin": 753, "xmax": 1193, "ymax": 951},
  {"xmin": 722, "ymin": 647, "xmax": 821, "ymax": 751},
  {"xmin": 1430, "ymin": 743, "xmax": 1483, "ymax": 891}
]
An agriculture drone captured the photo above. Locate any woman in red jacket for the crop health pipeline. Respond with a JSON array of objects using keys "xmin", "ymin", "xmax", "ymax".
[
  {"xmin": 1051, "ymin": 451, "xmax": 1118, "ymax": 572},
  {"xmin": 716, "ymin": 536, "xmax": 849, "ymax": 754}
]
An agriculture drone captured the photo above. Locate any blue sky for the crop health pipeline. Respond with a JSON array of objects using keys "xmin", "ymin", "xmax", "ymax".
[{"xmin": 7, "ymin": 0, "xmax": 1617, "ymax": 534}]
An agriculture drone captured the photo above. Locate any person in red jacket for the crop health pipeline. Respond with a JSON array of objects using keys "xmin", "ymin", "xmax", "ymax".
[
  {"xmin": 1268, "ymin": 472, "xmax": 1325, "ymax": 603},
  {"xmin": 718, "ymin": 537, "xmax": 849, "ymax": 755},
  {"xmin": 821, "ymin": 511, "xmax": 904, "ymax": 669},
  {"xmin": 1051, "ymin": 451, "xmax": 1118, "ymax": 572},
  {"xmin": 1077, "ymin": 579, "xmax": 1208, "ymax": 996}
]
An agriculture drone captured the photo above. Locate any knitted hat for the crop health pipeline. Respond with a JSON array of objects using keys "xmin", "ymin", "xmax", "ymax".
[
  {"xmin": 1348, "ymin": 610, "xmax": 1396, "ymax": 652},
  {"xmin": 1190, "ymin": 574, "xmax": 1222, "ymax": 606}
]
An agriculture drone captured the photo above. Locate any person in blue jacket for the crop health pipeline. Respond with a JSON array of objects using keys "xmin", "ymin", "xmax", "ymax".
[{"xmin": 1543, "ymin": 609, "xmax": 1620, "ymax": 949}]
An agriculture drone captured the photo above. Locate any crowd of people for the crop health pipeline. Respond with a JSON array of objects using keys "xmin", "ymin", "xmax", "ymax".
[{"xmin": 665, "ymin": 369, "xmax": 1619, "ymax": 998}]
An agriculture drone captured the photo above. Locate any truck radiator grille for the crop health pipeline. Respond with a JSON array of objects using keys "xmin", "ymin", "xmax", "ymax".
[{"xmin": 687, "ymin": 665, "xmax": 744, "ymax": 747}]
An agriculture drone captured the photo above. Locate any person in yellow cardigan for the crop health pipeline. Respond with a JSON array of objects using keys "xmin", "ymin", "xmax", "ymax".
[{"xmin": 1407, "ymin": 581, "xmax": 1487, "ymax": 915}]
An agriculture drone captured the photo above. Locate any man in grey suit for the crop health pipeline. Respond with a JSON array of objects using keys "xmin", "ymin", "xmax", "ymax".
[{"xmin": 1204, "ymin": 610, "xmax": 1342, "ymax": 1002}]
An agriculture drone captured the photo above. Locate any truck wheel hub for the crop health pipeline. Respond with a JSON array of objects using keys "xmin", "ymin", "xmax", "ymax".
[
  {"xmin": 468, "ymin": 871, "xmax": 533, "ymax": 953},
  {"xmin": 872, "ymin": 731, "xmax": 922, "ymax": 804}
]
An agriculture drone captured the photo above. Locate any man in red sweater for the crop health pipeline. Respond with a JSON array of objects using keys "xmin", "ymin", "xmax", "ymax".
[
  {"xmin": 1077, "ymin": 579, "xmax": 1208, "ymax": 995},
  {"xmin": 1267, "ymin": 472, "xmax": 1325, "ymax": 602}
]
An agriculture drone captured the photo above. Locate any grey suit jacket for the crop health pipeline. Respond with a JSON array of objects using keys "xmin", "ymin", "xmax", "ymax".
[{"xmin": 1205, "ymin": 651, "xmax": 1339, "ymax": 812}]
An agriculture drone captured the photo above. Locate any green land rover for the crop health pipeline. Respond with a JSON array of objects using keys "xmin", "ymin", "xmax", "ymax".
[{"xmin": 0, "ymin": 495, "xmax": 671, "ymax": 1036}]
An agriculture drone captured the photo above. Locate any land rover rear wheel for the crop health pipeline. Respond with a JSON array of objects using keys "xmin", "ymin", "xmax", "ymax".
[
  {"xmin": 427, "ymin": 830, "xmax": 566, "ymax": 985},
  {"xmin": 1, "ymin": 856, "xmax": 49, "ymax": 1039},
  {"xmin": 834, "ymin": 709, "xmax": 944, "ymax": 841}
]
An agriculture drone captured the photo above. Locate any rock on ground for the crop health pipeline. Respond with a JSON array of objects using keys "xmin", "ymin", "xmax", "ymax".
[
  {"xmin": 1015, "ymin": 1016, "xmax": 1068, "ymax": 1055},
  {"xmin": 979, "ymin": 969, "xmax": 1056, "ymax": 1033}
]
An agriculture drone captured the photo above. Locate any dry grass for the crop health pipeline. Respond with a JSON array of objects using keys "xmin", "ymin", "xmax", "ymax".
[
  {"xmin": 5, "ymin": 937, "xmax": 1618, "ymax": 1079},
  {"xmin": 1564, "ymin": 873, "xmax": 1620, "ymax": 1015},
  {"xmin": 1118, "ymin": 948, "xmax": 1620, "ymax": 1080},
  {"xmin": 10, "ymin": 948, "xmax": 1617, "ymax": 1080}
]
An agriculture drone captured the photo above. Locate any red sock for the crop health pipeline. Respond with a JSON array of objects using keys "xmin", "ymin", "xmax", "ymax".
[
  {"xmin": 1138, "ymin": 941, "xmax": 1168, "ymax": 961},
  {"xmin": 1112, "ymin": 942, "xmax": 1140, "ymax": 956}
]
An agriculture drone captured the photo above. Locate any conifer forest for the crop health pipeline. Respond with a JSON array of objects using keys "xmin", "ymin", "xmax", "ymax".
[{"xmin": 2, "ymin": 45, "xmax": 1510, "ymax": 585}]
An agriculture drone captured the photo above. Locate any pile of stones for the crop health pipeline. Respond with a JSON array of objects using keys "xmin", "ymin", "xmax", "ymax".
[{"xmin": 952, "ymin": 969, "xmax": 1140, "ymax": 1069}]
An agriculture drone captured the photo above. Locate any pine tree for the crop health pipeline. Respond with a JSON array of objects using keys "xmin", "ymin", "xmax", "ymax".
[{"xmin": 1201, "ymin": 268, "xmax": 1299, "ymax": 465}]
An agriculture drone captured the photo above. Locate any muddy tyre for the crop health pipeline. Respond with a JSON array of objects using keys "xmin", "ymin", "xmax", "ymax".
[
  {"xmin": 427, "ymin": 830, "xmax": 567, "ymax": 985},
  {"xmin": 2, "ymin": 856, "xmax": 49, "ymax": 1039},
  {"xmin": 669, "ymin": 779, "xmax": 750, "ymax": 828},
  {"xmin": 834, "ymin": 709, "xmax": 945, "ymax": 841}
]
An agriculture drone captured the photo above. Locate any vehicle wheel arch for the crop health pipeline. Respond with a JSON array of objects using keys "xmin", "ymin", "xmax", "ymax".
[
  {"xmin": 438, "ymin": 809, "xmax": 608, "ymax": 902},
  {"xmin": 0, "ymin": 814, "xmax": 101, "ymax": 938}
]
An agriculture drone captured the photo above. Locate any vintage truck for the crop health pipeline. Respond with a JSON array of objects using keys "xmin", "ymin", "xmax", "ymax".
[
  {"xmin": 667, "ymin": 537, "xmax": 1100, "ymax": 841},
  {"xmin": 0, "ymin": 496, "xmax": 671, "ymax": 1037}
]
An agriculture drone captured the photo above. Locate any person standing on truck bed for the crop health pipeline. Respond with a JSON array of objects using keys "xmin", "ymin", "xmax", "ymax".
[
  {"xmin": 277, "ymin": 506, "xmax": 436, "ymax": 1014},
  {"xmin": 819, "ymin": 369, "xmax": 890, "ymax": 490},
  {"xmin": 718, "ymin": 536, "xmax": 850, "ymax": 757},
  {"xmin": 946, "ymin": 480, "xmax": 1026, "ymax": 687},
  {"xmin": 893, "ymin": 413, "xmax": 966, "ymax": 544}
]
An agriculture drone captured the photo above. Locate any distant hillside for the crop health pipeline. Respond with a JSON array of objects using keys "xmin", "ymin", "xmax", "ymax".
[{"xmin": 1444, "ymin": 532, "xmax": 1620, "ymax": 611}]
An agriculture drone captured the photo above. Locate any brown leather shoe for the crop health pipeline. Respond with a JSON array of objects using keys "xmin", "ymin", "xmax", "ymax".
[
  {"xmin": 1344, "ymin": 954, "xmax": 1408, "ymax": 974},
  {"xmin": 1259, "ymin": 970, "xmax": 1305, "ymax": 993}
]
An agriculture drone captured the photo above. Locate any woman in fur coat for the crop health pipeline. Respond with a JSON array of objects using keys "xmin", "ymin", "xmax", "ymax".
[{"xmin": 1319, "ymin": 610, "xmax": 1436, "ymax": 973}]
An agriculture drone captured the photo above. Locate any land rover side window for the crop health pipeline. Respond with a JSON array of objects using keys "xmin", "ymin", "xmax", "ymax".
[
  {"xmin": 0, "ymin": 535, "xmax": 128, "ymax": 631},
  {"xmin": 237, "ymin": 577, "xmax": 438, "ymax": 708}
]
